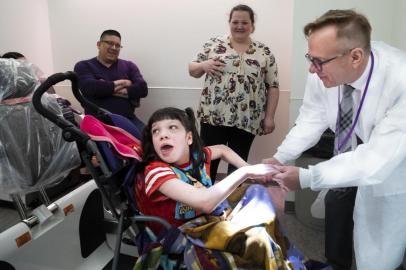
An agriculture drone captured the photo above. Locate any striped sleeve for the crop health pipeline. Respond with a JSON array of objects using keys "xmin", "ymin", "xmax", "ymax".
[
  {"xmin": 144, "ymin": 162, "xmax": 177, "ymax": 197},
  {"xmin": 203, "ymin": 147, "xmax": 212, "ymax": 163}
]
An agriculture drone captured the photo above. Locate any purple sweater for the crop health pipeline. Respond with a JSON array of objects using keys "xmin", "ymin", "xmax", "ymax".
[{"xmin": 74, "ymin": 57, "xmax": 148, "ymax": 119}]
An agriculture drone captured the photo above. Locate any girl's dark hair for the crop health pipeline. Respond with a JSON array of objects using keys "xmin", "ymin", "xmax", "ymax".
[
  {"xmin": 229, "ymin": 4, "xmax": 255, "ymax": 24},
  {"xmin": 142, "ymin": 107, "xmax": 206, "ymax": 180}
]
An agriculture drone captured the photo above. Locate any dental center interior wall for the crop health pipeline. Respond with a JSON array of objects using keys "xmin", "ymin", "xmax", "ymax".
[
  {"xmin": 48, "ymin": 0, "xmax": 292, "ymax": 91},
  {"xmin": 1, "ymin": 0, "xmax": 293, "ymax": 169},
  {"xmin": 0, "ymin": 0, "xmax": 54, "ymax": 75}
]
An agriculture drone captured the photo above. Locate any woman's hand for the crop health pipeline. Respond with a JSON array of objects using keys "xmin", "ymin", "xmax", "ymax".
[
  {"xmin": 261, "ymin": 117, "xmax": 276, "ymax": 135},
  {"xmin": 201, "ymin": 59, "xmax": 225, "ymax": 77}
]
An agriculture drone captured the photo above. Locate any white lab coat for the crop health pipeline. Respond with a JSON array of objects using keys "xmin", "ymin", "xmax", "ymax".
[{"xmin": 274, "ymin": 42, "xmax": 406, "ymax": 269}]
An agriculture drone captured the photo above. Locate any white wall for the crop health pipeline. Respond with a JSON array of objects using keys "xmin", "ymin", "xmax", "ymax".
[
  {"xmin": 392, "ymin": 0, "xmax": 406, "ymax": 51},
  {"xmin": 47, "ymin": 0, "xmax": 292, "ymax": 91},
  {"xmin": 0, "ymin": 0, "xmax": 54, "ymax": 75}
]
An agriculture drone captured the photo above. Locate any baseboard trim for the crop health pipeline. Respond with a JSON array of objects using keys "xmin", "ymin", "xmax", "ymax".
[{"xmin": 284, "ymin": 201, "xmax": 295, "ymax": 214}]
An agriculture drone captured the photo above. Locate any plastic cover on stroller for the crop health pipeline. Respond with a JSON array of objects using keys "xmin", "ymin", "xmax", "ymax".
[{"xmin": 0, "ymin": 59, "xmax": 81, "ymax": 194}]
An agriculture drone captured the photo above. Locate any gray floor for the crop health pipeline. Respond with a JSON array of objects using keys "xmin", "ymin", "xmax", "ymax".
[
  {"xmin": 279, "ymin": 211, "xmax": 325, "ymax": 262},
  {"xmin": 288, "ymin": 189, "xmax": 327, "ymax": 263},
  {"xmin": 268, "ymin": 186, "xmax": 326, "ymax": 263}
]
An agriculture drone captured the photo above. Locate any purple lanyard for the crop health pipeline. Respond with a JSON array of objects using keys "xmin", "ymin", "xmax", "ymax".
[{"xmin": 336, "ymin": 51, "xmax": 375, "ymax": 153}]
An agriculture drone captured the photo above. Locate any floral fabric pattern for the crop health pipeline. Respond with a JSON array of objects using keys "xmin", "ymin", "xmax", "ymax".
[{"xmin": 194, "ymin": 35, "xmax": 279, "ymax": 135}]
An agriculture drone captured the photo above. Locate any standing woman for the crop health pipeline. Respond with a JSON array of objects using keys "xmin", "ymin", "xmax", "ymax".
[{"xmin": 189, "ymin": 4, "xmax": 280, "ymax": 181}]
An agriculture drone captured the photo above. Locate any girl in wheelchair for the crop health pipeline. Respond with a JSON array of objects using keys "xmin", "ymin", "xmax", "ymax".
[{"xmin": 135, "ymin": 107, "xmax": 318, "ymax": 269}]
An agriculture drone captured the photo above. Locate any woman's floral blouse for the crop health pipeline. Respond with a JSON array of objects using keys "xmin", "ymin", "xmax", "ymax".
[{"xmin": 194, "ymin": 35, "xmax": 279, "ymax": 135}]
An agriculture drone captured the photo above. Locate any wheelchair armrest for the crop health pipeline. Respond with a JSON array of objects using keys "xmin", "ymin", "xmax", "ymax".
[{"xmin": 130, "ymin": 215, "xmax": 172, "ymax": 230}]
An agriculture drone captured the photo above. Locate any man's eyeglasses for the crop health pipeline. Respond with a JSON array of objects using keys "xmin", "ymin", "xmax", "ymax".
[
  {"xmin": 101, "ymin": 40, "xmax": 123, "ymax": 49},
  {"xmin": 305, "ymin": 49, "xmax": 353, "ymax": 71}
]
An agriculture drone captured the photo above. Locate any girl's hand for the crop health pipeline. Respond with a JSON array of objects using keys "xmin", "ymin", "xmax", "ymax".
[
  {"xmin": 241, "ymin": 163, "xmax": 275, "ymax": 181},
  {"xmin": 240, "ymin": 163, "xmax": 290, "ymax": 191}
]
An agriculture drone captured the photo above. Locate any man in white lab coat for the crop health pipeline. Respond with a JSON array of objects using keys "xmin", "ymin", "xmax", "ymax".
[{"xmin": 266, "ymin": 9, "xmax": 406, "ymax": 270}]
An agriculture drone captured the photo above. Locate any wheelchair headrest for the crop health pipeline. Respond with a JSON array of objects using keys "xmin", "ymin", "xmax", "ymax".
[{"xmin": 80, "ymin": 115, "xmax": 142, "ymax": 160}]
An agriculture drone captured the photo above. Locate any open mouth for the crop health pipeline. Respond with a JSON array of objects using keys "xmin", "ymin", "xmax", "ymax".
[{"xmin": 160, "ymin": 144, "xmax": 173, "ymax": 155}]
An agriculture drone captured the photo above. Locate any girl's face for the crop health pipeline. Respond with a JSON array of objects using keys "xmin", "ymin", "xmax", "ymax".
[
  {"xmin": 151, "ymin": 119, "xmax": 193, "ymax": 165},
  {"xmin": 229, "ymin": 10, "xmax": 254, "ymax": 42}
]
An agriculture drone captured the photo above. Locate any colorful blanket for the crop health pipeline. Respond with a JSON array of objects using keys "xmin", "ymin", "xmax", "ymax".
[{"xmin": 134, "ymin": 184, "xmax": 327, "ymax": 270}]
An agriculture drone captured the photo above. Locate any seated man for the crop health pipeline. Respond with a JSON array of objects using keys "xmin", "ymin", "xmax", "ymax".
[{"xmin": 74, "ymin": 29, "xmax": 147, "ymax": 136}]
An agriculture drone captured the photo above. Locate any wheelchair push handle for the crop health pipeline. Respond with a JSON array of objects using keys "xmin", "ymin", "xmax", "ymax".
[
  {"xmin": 32, "ymin": 71, "xmax": 92, "ymax": 144},
  {"xmin": 33, "ymin": 71, "xmax": 77, "ymax": 130},
  {"xmin": 33, "ymin": 71, "xmax": 103, "ymax": 123}
]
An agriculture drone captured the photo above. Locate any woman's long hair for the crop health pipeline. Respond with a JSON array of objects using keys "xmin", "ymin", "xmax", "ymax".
[{"xmin": 142, "ymin": 107, "xmax": 206, "ymax": 180}]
